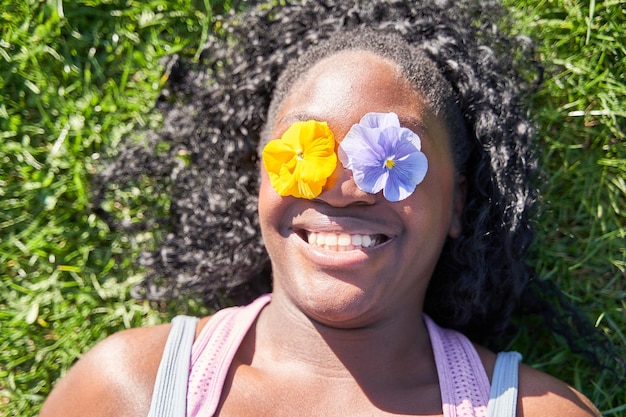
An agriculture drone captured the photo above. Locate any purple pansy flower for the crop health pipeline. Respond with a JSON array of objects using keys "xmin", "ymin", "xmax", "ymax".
[{"xmin": 338, "ymin": 112, "xmax": 428, "ymax": 202}]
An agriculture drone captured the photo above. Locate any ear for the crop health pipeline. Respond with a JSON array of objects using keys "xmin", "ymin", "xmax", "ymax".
[{"xmin": 448, "ymin": 175, "xmax": 466, "ymax": 239}]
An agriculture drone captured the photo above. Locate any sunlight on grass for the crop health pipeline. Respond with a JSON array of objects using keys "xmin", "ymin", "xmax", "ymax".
[
  {"xmin": 0, "ymin": 1, "xmax": 222, "ymax": 414},
  {"xmin": 504, "ymin": 0, "xmax": 626, "ymax": 414},
  {"xmin": 1, "ymin": 0, "xmax": 624, "ymax": 415}
]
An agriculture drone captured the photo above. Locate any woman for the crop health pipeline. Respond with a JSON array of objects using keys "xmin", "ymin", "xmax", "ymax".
[{"xmin": 41, "ymin": 1, "xmax": 602, "ymax": 416}]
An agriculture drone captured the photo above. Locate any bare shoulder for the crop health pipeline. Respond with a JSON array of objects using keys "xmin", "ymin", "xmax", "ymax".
[
  {"xmin": 39, "ymin": 319, "xmax": 202, "ymax": 417},
  {"xmin": 475, "ymin": 345, "xmax": 600, "ymax": 417},
  {"xmin": 517, "ymin": 362, "xmax": 601, "ymax": 417},
  {"xmin": 40, "ymin": 315, "xmax": 213, "ymax": 417}
]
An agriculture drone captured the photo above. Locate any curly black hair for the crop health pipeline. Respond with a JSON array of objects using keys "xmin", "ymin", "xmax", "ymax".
[{"xmin": 94, "ymin": 0, "xmax": 540, "ymax": 341}]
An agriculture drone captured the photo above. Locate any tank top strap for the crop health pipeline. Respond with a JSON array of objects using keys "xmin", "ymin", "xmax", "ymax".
[
  {"xmin": 187, "ymin": 294, "xmax": 272, "ymax": 417},
  {"xmin": 424, "ymin": 315, "xmax": 491, "ymax": 417}
]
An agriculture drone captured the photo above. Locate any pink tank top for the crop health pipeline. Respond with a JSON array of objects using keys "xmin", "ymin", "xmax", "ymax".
[{"xmin": 187, "ymin": 294, "xmax": 490, "ymax": 417}]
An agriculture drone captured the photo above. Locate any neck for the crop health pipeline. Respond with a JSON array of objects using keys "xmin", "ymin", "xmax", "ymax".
[{"xmin": 251, "ymin": 292, "xmax": 436, "ymax": 385}]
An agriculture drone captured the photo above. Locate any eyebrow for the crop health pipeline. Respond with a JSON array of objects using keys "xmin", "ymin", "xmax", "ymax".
[
  {"xmin": 397, "ymin": 115, "xmax": 429, "ymax": 134},
  {"xmin": 276, "ymin": 111, "xmax": 321, "ymax": 127}
]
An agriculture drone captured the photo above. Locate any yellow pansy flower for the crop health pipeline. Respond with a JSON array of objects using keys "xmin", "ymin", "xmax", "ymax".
[{"xmin": 262, "ymin": 120, "xmax": 337, "ymax": 199}]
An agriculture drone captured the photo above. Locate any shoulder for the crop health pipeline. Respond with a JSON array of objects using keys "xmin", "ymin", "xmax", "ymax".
[
  {"xmin": 517, "ymin": 362, "xmax": 601, "ymax": 417},
  {"xmin": 40, "ymin": 324, "xmax": 171, "ymax": 417},
  {"xmin": 40, "ymin": 317, "xmax": 212, "ymax": 417},
  {"xmin": 474, "ymin": 345, "xmax": 600, "ymax": 417}
]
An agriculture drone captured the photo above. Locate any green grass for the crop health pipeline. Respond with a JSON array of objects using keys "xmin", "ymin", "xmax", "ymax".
[
  {"xmin": 502, "ymin": 0, "xmax": 625, "ymax": 414},
  {"xmin": 0, "ymin": 1, "xmax": 227, "ymax": 415},
  {"xmin": 1, "ymin": 0, "xmax": 624, "ymax": 416}
]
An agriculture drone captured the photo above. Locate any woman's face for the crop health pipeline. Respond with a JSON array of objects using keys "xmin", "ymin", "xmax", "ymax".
[{"xmin": 259, "ymin": 50, "xmax": 464, "ymax": 327}]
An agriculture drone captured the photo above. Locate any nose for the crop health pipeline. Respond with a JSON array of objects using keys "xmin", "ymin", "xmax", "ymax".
[{"xmin": 314, "ymin": 164, "xmax": 377, "ymax": 207}]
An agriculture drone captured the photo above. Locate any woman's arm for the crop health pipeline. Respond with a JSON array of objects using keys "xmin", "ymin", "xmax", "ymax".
[
  {"xmin": 517, "ymin": 362, "xmax": 602, "ymax": 417},
  {"xmin": 39, "ymin": 324, "xmax": 171, "ymax": 417}
]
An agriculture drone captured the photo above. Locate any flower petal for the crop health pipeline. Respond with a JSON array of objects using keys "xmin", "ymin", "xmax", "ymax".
[
  {"xmin": 353, "ymin": 163, "xmax": 388, "ymax": 194},
  {"xmin": 262, "ymin": 120, "xmax": 337, "ymax": 199},
  {"xmin": 263, "ymin": 139, "xmax": 295, "ymax": 171},
  {"xmin": 383, "ymin": 152, "xmax": 428, "ymax": 201},
  {"xmin": 338, "ymin": 112, "xmax": 429, "ymax": 201},
  {"xmin": 383, "ymin": 171, "xmax": 417, "ymax": 201},
  {"xmin": 343, "ymin": 124, "xmax": 386, "ymax": 155},
  {"xmin": 397, "ymin": 151, "xmax": 429, "ymax": 185},
  {"xmin": 398, "ymin": 126, "xmax": 422, "ymax": 150},
  {"xmin": 359, "ymin": 112, "xmax": 400, "ymax": 129},
  {"xmin": 300, "ymin": 135, "xmax": 337, "ymax": 182}
]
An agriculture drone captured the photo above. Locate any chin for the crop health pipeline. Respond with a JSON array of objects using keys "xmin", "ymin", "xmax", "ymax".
[{"xmin": 289, "ymin": 282, "xmax": 384, "ymax": 329}]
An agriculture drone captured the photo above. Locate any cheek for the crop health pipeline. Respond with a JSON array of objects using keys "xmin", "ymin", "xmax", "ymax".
[
  {"xmin": 258, "ymin": 169, "xmax": 287, "ymax": 237},
  {"xmin": 409, "ymin": 159, "xmax": 457, "ymax": 237},
  {"xmin": 258, "ymin": 171, "xmax": 274, "ymax": 227}
]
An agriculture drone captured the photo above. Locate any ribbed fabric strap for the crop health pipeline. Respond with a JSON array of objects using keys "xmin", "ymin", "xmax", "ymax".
[
  {"xmin": 188, "ymin": 294, "xmax": 272, "ymax": 417},
  {"xmin": 486, "ymin": 351, "xmax": 523, "ymax": 417},
  {"xmin": 147, "ymin": 315, "xmax": 200, "ymax": 417},
  {"xmin": 152, "ymin": 303, "xmax": 520, "ymax": 417},
  {"xmin": 425, "ymin": 315, "xmax": 490, "ymax": 417}
]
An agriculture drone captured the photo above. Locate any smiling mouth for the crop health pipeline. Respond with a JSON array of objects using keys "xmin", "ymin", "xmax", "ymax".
[{"xmin": 300, "ymin": 231, "xmax": 389, "ymax": 251}]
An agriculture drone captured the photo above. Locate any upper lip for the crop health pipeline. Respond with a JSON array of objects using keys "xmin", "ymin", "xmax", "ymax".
[{"xmin": 289, "ymin": 208, "xmax": 399, "ymax": 238}]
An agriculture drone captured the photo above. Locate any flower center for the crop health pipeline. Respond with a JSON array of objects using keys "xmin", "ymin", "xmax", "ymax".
[
  {"xmin": 296, "ymin": 149, "xmax": 304, "ymax": 160},
  {"xmin": 384, "ymin": 157, "xmax": 395, "ymax": 169}
]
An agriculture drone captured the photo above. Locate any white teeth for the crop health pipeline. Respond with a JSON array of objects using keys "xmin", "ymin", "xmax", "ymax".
[
  {"xmin": 305, "ymin": 231, "xmax": 382, "ymax": 251},
  {"xmin": 337, "ymin": 233, "xmax": 351, "ymax": 246}
]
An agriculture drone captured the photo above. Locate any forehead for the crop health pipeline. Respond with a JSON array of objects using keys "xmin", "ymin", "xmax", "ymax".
[{"xmin": 273, "ymin": 51, "xmax": 428, "ymax": 137}]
